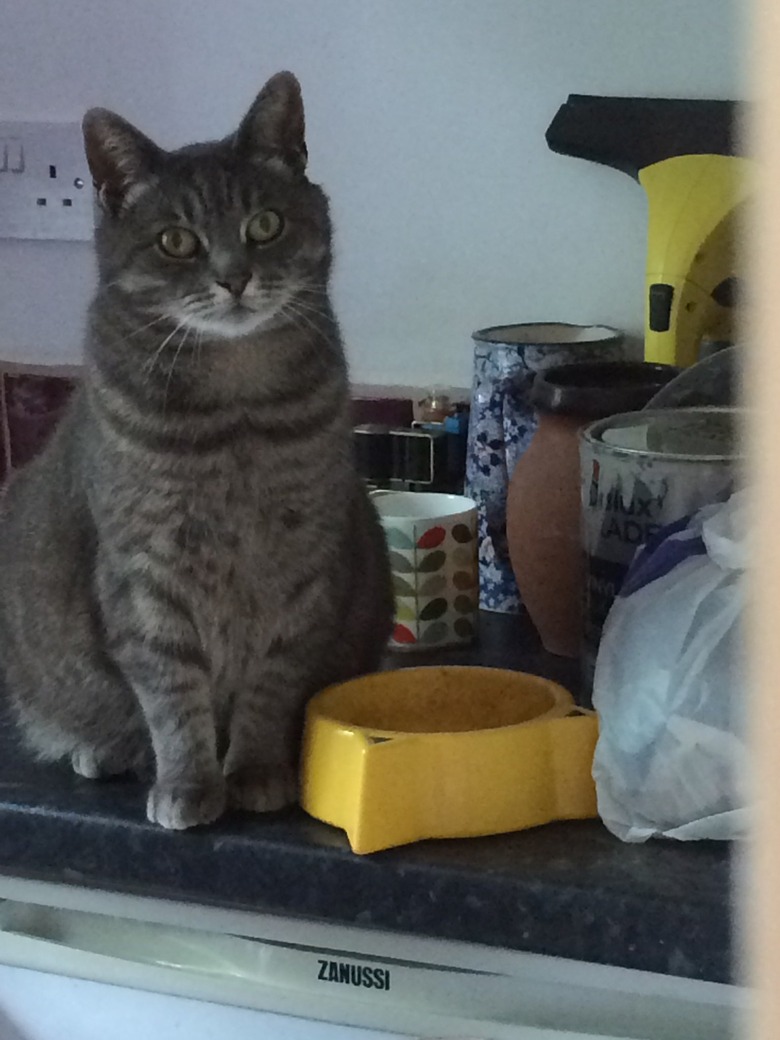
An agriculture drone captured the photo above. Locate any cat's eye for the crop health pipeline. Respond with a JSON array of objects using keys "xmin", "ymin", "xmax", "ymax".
[
  {"xmin": 158, "ymin": 227, "xmax": 200, "ymax": 260},
  {"xmin": 246, "ymin": 210, "xmax": 283, "ymax": 244}
]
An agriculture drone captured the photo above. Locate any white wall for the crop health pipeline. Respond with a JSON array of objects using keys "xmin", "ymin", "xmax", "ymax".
[{"xmin": 0, "ymin": 0, "xmax": 743, "ymax": 387}]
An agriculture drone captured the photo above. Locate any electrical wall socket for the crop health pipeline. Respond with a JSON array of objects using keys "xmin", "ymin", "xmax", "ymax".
[{"xmin": 0, "ymin": 121, "xmax": 94, "ymax": 241}]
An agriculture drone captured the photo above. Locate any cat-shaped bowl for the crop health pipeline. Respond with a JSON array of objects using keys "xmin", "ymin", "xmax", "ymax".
[{"xmin": 300, "ymin": 666, "xmax": 598, "ymax": 854}]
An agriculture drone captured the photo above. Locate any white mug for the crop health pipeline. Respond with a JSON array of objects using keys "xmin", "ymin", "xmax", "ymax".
[{"xmin": 372, "ymin": 491, "xmax": 478, "ymax": 650}]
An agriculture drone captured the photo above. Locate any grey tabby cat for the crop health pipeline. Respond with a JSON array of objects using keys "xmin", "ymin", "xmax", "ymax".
[{"xmin": 0, "ymin": 71, "xmax": 393, "ymax": 829}]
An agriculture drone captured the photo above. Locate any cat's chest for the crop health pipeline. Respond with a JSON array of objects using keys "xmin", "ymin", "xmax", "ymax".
[
  {"xmin": 107, "ymin": 439, "xmax": 334, "ymax": 596},
  {"xmin": 172, "ymin": 468, "xmax": 291, "ymax": 570},
  {"xmin": 170, "ymin": 472, "xmax": 314, "ymax": 674}
]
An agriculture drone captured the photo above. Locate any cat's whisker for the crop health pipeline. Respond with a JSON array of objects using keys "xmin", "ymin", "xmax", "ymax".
[
  {"xmin": 96, "ymin": 278, "xmax": 124, "ymax": 293},
  {"xmin": 163, "ymin": 325, "xmax": 190, "ymax": 410},
  {"xmin": 263, "ymin": 276, "xmax": 324, "ymax": 289},
  {"xmin": 287, "ymin": 291, "xmax": 330, "ymax": 309},
  {"xmin": 195, "ymin": 329, "xmax": 204, "ymax": 374},
  {"xmin": 288, "ymin": 294, "xmax": 330, "ymax": 314},
  {"xmin": 97, "ymin": 277, "xmax": 159, "ymax": 295},
  {"xmin": 279, "ymin": 284, "xmax": 328, "ymax": 298},
  {"xmin": 107, "ymin": 313, "xmax": 170, "ymax": 350},
  {"xmin": 142, "ymin": 320, "xmax": 187, "ymax": 380},
  {"xmin": 286, "ymin": 298, "xmax": 331, "ymax": 324},
  {"xmin": 280, "ymin": 302, "xmax": 323, "ymax": 345}
]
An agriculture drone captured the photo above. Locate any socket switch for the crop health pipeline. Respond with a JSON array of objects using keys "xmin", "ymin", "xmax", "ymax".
[{"xmin": 0, "ymin": 121, "xmax": 94, "ymax": 241}]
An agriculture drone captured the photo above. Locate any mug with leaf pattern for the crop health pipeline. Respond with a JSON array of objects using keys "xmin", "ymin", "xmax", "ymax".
[{"xmin": 372, "ymin": 492, "xmax": 478, "ymax": 650}]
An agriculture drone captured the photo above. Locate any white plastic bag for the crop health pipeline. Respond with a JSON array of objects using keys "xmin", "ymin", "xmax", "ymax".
[{"xmin": 592, "ymin": 489, "xmax": 749, "ymax": 842}]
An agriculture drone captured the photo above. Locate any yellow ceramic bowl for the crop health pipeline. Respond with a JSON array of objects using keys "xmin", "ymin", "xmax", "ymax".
[{"xmin": 300, "ymin": 666, "xmax": 598, "ymax": 855}]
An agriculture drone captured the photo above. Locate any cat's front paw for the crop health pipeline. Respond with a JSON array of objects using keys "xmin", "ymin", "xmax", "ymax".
[
  {"xmin": 71, "ymin": 748, "xmax": 104, "ymax": 780},
  {"xmin": 147, "ymin": 776, "xmax": 226, "ymax": 830},
  {"xmin": 226, "ymin": 764, "xmax": 298, "ymax": 813},
  {"xmin": 71, "ymin": 740, "xmax": 149, "ymax": 780}
]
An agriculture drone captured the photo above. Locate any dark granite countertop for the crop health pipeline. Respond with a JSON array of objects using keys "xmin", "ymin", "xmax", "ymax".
[{"xmin": 0, "ymin": 613, "xmax": 732, "ymax": 984}]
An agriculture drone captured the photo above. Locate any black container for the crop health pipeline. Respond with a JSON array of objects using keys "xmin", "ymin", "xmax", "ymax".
[{"xmin": 531, "ymin": 360, "xmax": 680, "ymax": 418}]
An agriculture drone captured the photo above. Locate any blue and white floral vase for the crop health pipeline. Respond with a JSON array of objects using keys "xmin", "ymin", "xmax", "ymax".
[{"xmin": 465, "ymin": 323, "xmax": 629, "ymax": 612}]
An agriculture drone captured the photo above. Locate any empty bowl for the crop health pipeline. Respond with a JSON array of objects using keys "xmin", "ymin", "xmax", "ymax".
[{"xmin": 301, "ymin": 666, "xmax": 597, "ymax": 854}]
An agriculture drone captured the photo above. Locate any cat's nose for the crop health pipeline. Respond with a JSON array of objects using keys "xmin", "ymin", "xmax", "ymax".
[{"xmin": 216, "ymin": 273, "xmax": 250, "ymax": 299}]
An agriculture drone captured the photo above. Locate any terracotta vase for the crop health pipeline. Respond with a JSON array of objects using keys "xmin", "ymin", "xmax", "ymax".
[{"xmin": 506, "ymin": 361, "xmax": 677, "ymax": 658}]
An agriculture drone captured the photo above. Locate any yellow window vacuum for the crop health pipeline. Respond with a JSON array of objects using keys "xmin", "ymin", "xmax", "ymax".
[{"xmin": 546, "ymin": 95, "xmax": 752, "ymax": 369}]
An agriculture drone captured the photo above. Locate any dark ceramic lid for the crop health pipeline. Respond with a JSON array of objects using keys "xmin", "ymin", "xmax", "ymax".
[{"xmin": 531, "ymin": 361, "xmax": 679, "ymax": 419}]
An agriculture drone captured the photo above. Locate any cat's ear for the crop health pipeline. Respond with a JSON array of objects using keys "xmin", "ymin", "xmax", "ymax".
[
  {"xmin": 235, "ymin": 71, "xmax": 307, "ymax": 174},
  {"xmin": 82, "ymin": 109, "xmax": 161, "ymax": 215}
]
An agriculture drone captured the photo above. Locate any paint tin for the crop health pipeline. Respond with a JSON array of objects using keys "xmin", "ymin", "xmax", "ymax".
[{"xmin": 579, "ymin": 407, "xmax": 740, "ymax": 693}]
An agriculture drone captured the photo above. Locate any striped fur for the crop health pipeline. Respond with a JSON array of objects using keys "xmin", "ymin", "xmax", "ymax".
[{"xmin": 0, "ymin": 73, "xmax": 393, "ymax": 829}]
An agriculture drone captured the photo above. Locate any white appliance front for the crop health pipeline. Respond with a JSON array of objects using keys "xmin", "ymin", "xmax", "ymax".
[{"xmin": 0, "ymin": 876, "xmax": 746, "ymax": 1040}]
